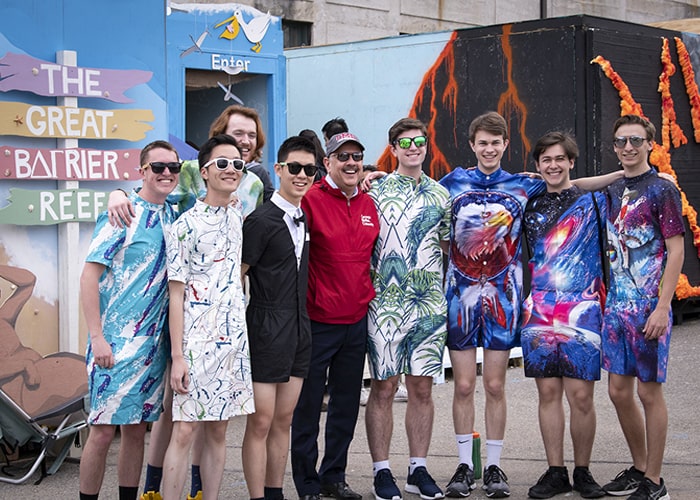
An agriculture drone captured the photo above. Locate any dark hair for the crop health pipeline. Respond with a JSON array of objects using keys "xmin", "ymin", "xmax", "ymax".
[
  {"xmin": 388, "ymin": 117, "xmax": 427, "ymax": 145},
  {"xmin": 299, "ymin": 129, "xmax": 326, "ymax": 164},
  {"xmin": 533, "ymin": 131, "xmax": 579, "ymax": 162},
  {"xmin": 140, "ymin": 140, "xmax": 178, "ymax": 166},
  {"xmin": 321, "ymin": 117, "xmax": 349, "ymax": 142},
  {"xmin": 468, "ymin": 111, "xmax": 508, "ymax": 143},
  {"xmin": 208, "ymin": 105, "xmax": 266, "ymax": 161},
  {"xmin": 277, "ymin": 136, "xmax": 317, "ymax": 163},
  {"xmin": 198, "ymin": 134, "xmax": 241, "ymax": 168},
  {"xmin": 612, "ymin": 114, "xmax": 656, "ymax": 141}
]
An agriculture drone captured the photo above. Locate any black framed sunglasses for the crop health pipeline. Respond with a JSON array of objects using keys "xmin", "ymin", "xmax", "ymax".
[
  {"xmin": 613, "ymin": 136, "xmax": 646, "ymax": 148},
  {"xmin": 393, "ymin": 135, "xmax": 428, "ymax": 149},
  {"xmin": 280, "ymin": 162, "xmax": 318, "ymax": 176},
  {"xmin": 203, "ymin": 157, "xmax": 246, "ymax": 171},
  {"xmin": 330, "ymin": 151, "xmax": 364, "ymax": 162},
  {"xmin": 145, "ymin": 162, "xmax": 182, "ymax": 174}
]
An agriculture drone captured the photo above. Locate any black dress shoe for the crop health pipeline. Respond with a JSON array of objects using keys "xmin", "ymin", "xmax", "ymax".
[
  {"xmin": 299, "ymin": 495, "xmax": 320, "ymax": 500},
  {"xmin": 320, "ymin": 481, "xmax": 362, "ymax": 499}
]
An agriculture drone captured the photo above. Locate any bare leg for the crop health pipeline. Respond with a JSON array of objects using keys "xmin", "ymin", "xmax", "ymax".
[
  {"xmin": 200, "ymin": 420, "xmax": 230, "ymax": 500},
  {"xmin": 161, "ymin": 420, "xmax": 197, "ymax": 500},
  {"xmin": 265, "ymin": 377, "xmax": 304, "ymax": 487},
  {"xmin": 482, "ymin": 349, "xmax": 510, "ymax": 441},
  {"xmin": 449, "ymin": 349, "xmax": 477, "ymax": 436},
  {"xmin": 146, "ymin": 367, "xmax": 174, "ymax": 469},
  {"xmin": 118, "ymin": 423, "xmax": 149, "ymax": 487},
  {"xmin": 637, "ymin": 381, "xmax": 667, "ymax": 483},
  {"xmin": 608, "ymin": 374, "xmax": 647, "ymax": 472},
  {"xmin": 79, "ymin": 424, "xmax": 117, "ymax": 494},
  {"xmin": 563, "ymin": 378, "xmax": 596, "ymax": 467},
  {"xmin": 405, "ymin": 375, "xmax": 434, "ymax": 458},
  {"xmin": 365, "ymin": 375, "xmax": 399, "ymax": 461},
  {"xmin": 535, "ymin": 377, "xmax": 565, "ymax": 466},
  {"xmin": 242, "ymin": 382, "xmax": 276, "ymax": 498}
]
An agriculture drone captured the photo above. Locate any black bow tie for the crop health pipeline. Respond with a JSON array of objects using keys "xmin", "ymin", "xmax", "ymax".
[{"xmin": 293, "ymin": 213, "xmax": 305, "ymax": 226}]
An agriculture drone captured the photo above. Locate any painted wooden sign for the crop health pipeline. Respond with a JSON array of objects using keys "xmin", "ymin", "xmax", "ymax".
[
  {"xmin": 0, "ymin": 188, "xmax": 108, "ymax": 225},
  {"xmin": 0, "ymin": 145, "xmax": 140, "ymax": 181},
  {"xmin": 0, "ymin": 102, "xmax": 153, "ymax": 141},
  {"xmin": 0, "ymin": 52, "xmax": 152, "ymax": 103}
]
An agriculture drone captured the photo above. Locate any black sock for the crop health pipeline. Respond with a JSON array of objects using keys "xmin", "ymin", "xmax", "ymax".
[
  {"xmin": 264, "ymin": 486, "xmax": 284, "ymax": 500},
  {"xmin": 118, "ymin": 485, "xmax": 139, "ymax": 500},
  {"xmin": 143, "ymin": 464, "xmax": 163, "ymax": 493},
  {"xmin": 79, "ymin": 494, "xmax": 99, "ymax": 500},
  {"xmin": 190, "ymin": 464, "xmax": 202, "ymax": 497}
]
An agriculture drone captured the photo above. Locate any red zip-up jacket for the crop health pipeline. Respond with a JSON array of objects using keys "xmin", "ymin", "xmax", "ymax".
[{"xmin": 301, "ymin": 177, "xmax": 379, "ymax": 324}]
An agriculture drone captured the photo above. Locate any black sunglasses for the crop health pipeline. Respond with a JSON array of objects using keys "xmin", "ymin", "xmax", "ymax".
[
  {"xmin": 203, "ymin": 158, "xmax": 246, "ymax": 171},
  {"xmin": 280, "ymin": 162, "xmax": 318, "ymax": 177},
  {"xmin": 330, "ymin": 151, "xmax": 364, "ymax": 162},
  {"xmin": 145, "ymin": 162, "xmax": 182, "ymax": 174}
]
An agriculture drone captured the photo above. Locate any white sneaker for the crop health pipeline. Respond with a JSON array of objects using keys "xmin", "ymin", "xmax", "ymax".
[
  {"xmin": 394, "ymin": 384, "xmax": 408, "ymax": 402},
  {"xmin": 360, "ymin": 387, "xmax": 370, "ymax": 406}
]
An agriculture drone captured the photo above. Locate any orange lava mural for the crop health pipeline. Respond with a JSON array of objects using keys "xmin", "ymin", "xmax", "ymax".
[
  {"xmin": 497, "ymin": 24, "xmax": 530, "ymax": 166},
  {"xmin": 592, "ymin": 44, "xmax": 700, "ymax": 298}
]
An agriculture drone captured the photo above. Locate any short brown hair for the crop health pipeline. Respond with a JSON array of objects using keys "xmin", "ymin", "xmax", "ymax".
[
  {"xmin": 208, "ymin": 105, "xmax": 266, "ymax": 161},
  {"xmin": 468, "ymin": 111, "xmax": 508, "ymax": 143},
  {"xmin": 388, "ymin": 117, "xmax": 428, "ymax": 145},
  {"xmin": 140, "ymin": 140, "xmax": 178, "ymax": 166},
  {"xmin": 613, "ymin": 114, "xmax": 656, "ymax": 141},
  {"xmin": 533, "ymin": 131, "xmax": 579, "ymax": 162}
]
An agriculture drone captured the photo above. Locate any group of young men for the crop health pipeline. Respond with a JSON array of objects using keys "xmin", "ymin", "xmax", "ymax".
[{"xmin": 78, "ymin": 107, "xmax": 683, "ymax": 500}]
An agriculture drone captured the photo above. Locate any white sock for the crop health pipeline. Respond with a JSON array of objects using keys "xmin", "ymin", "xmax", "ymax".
[
  {"xmin": 456, "ymin": 434, "xmax": 474, "ymax": 467},
  {"xmin": 409, "ymin": 457, "xmax": 427, "ymax": 474},
  {"xmin": 485, "ymin": 439, "xmax": 503, "ymax": 468},
  {"xmin": 373, "ymin": 460, "xmax": 391, "ymax": 475}
]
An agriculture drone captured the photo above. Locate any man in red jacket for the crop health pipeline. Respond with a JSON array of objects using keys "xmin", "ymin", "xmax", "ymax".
[{"xmin": 291, "ymin": 132, "xmax": 380, "ymax": 500}]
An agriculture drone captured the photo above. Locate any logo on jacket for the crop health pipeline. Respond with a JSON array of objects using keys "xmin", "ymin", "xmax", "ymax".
[{"xmin": 361, "ymin": 215, "xmax": 374, "ymax": 227}]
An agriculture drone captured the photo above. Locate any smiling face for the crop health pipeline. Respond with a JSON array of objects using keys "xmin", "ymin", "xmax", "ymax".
[
  {"xmin": 535, "ymin": 143, "xmax": 574, "ymax": 193},
  {"xmin": 391, "ymin": 128, "xmax": 427, "ymax": 174},
  {"xmin": 325, "ymin": 142, "xmax": 363, "ymax": 196},
  {"xmin": 200, "ymin": 143, "xmax": 243, "ymax": 201},
  {"xmin": 275, "ymin": 150, "xmax": 315, "ymax": 205},
  {"xmin": 470, "ymin": 130, "xmax": 508, "ymax": 175},
  {"xmin": 139, "ymin": 147, "xmax": 180, "ymax": 204},
  {"xmin": 613, "ymin": 123, "xmax": 653, "ymax": 175},
  {"xmin": 225, "ymin": 113, "xmax": 258, "ymax": 164}
]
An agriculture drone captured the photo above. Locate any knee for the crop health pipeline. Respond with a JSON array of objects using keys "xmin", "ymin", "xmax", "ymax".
[
  {"xmin": 88, "ymin": 425, "xmax": 116, "ymax": 450},
  {"xmin": 171, "ymin": 422, "xmax": 195, "ymax": 447},
  {"xmin": 205, "ymin": 422, "xmax": 228, "ymax": 443},
  {"xmin": 120, "ymin": 423, "xmax": 148, "ymax": 444},
  {"xmin": 370, "ymin": 379, "xmax": 398, "ymax": 402},
  {"xmin": 246, "ymin": 412, "xmax": 273, "ymax": 439},
  {"xmin": 407, "ymin": 379, "xmax": 433, "ymax": 405},
  {"xmin": 483, "ymin": 377, "xmax": 505, "ymax": 401},
  {"xmin": 569, "ymin": 393, "xmax": 594, "ymax": 415},
  {"xmin": 608, "ymin": 381, "xmax": 632, "ymax": 406},
  {"xmin": 636, "ymin": 383, "xmax": 663, "ymax": 408},
  {"xmin": 453, "ymin": 377, "xmax": 476, "ymax": 400}
]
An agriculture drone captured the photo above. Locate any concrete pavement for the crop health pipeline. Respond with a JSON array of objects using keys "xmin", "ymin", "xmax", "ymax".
[{"xmin": 2, "ymin": 319, "xmax": 699, "ymax": 499}]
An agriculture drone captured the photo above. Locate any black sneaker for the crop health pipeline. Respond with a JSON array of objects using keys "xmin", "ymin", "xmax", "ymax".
[
  {"xmin": 405, "ymin": 466, "xmax": 444, "ymax": 499},
  {"xmin": 527, "ymin": 467, "xmax": 571, "ymax": 499},
  {"xmin": 627, "ymin": 477, "xmax": 670, "ymax": 500},
  {"xmin": 603, "ymin": 466, "xmax": 645, "ymax": 496},
  {"xmin": 482, "ymin": 465, "xmax": 510, "ymax": 498},
  {"xmin": 572, "ymin": 467, "xmax": 606, "ymax": 499},
  {"xmin": 445, "ymin": 463, "xmax": 476, "ymax": 497},
  {"xmin": 373, "ymin": 468, "xmax": 402, "ymax": 500}
]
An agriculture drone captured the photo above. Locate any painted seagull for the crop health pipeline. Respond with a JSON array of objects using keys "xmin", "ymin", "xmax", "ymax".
[
  {"xmin": 217, "ymin": 82, "xmax": 244, "ymax": 104},
  {"xmin": 180, "ymin": 30, "xmax": 209, "ymax": 58}
]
